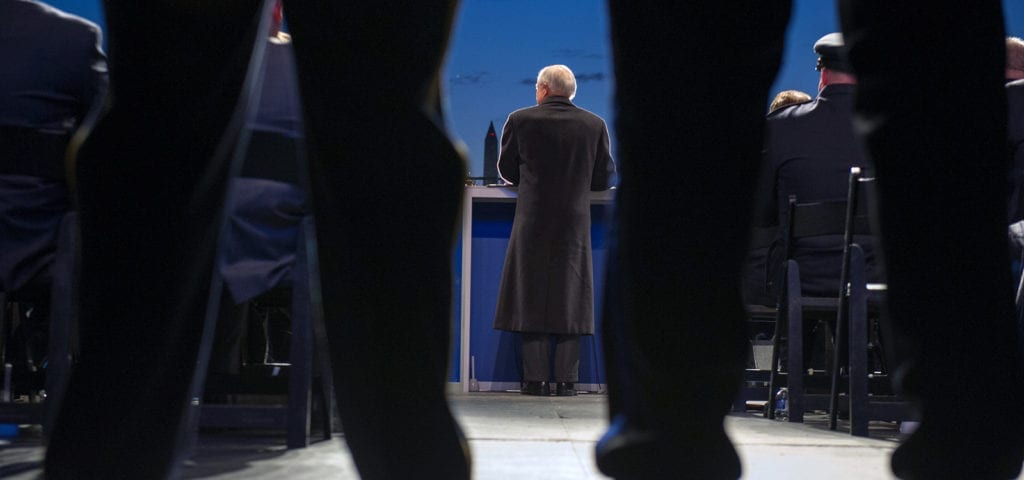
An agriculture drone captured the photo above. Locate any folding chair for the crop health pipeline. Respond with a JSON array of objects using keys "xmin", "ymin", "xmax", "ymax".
[
  {"xmin": 195, "ymin": 214, "xmax": 333, "ymax": 449},
  {"xmin": 0, "ymin": 210, "xmax": 79, "ymax": 433},
  {"xmin": 826, "ymin": 167, "xmax": 910, "ymax": 435},
  {"xmin": 735, "ymin": 226, "xmax": 779, "ymax": 412},
  {"xmin": 765, "ymin": 196, "xmax": 849, "ymax": 422},
  {"xmin": 767, "ymin": 162, "xmax": 890, "ymax": 420}
]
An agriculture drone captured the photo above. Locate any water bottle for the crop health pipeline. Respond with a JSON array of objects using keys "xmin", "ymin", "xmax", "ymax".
[
  {"xmin": 774, "ymin": 387, "xmax": 788, "ymax": 419},
  {"xmin": 0, "ymin": 364, "xmax": 16, "ymax": 438}
]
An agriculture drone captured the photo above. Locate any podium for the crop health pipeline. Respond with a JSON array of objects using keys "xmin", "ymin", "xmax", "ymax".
[{"xmin": 453, "ymin": 185, "xmax": 614, "ymax": 392}]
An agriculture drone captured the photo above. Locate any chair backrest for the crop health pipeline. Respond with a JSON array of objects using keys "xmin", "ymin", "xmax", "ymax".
[
  {"xmin": 774, "ymin": 165, "xmax": 879, "ymax": 302},
  {"xmin": 782, "ymin": 176, "xmax": 874, "ymax": 263},
  {"xmin": 0, "ymin": 126, "xmax": 70, "ymax": 180},
  {"xmin": 837, "ymin": 166, "xmax": 880, "ymax": 293},
  {"xmin": 786, "ymin": 199, "xmax": 874, "ymax": 244}
]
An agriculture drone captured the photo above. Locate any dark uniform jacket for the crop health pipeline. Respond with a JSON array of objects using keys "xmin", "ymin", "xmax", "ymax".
[
  {"xmin": 0, "ymin": 0, "xmax": 107, "ymax": 292},
  {"xmin": 756, "ymin": 83, "xmax": 881, "ymax": 297},
  {"xmin": 493, "ymin": 96, "xmax": 614, "ymax": 335},
  {"xmin": 1008, "ymin": 79, "xmax": 1024, "ymax": 223}
]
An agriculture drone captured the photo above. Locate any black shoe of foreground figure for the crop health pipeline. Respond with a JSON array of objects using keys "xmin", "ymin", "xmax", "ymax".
[
  {"xmin": 891, "ymin": 420, "xmax": 1024, "ymax": 480},
  {"xmin": 521, "ymin": 381, "xmax": 550, "ymax": 396},
  {"xmin": 555, "ymin": 382, "xmax": 577, "ymax": 396},
  {"xmin": 595, "ymin": 414, "xmax": 741, "ymax": 480}
]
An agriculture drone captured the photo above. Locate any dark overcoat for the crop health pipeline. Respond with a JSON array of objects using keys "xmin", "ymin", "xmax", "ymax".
[{"xmin": 492, "ymin": 96, "xmax": 614, "ymax": 335}]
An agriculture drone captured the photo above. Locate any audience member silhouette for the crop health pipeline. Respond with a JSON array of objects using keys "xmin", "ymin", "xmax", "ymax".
[
  {"xmin": 0, "ymin": 0, "xmax": 106, "ymax": 396},
  {"xmin": 1006, "ymin": 37, "xmax": 1024, "ymax": 226},
  {"xmin": 596, "ymin": 1, "xmax": 1022, "ymax": 479},
  {"xmin": 768, "ymin": 89, "xmax": 812, "ymax": 114},
  {"xmin": 740, "ymin": 88, "xmax": 814, "ymax": 308},
  {"xmin": 1007, "ymin": 37, "xmax": 1024, "ymax": 355}
]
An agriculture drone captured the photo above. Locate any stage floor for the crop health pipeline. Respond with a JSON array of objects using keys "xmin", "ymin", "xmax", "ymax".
[{"xmin": 1, "ymin": 392, "xmax": 928, "ymax": 479}]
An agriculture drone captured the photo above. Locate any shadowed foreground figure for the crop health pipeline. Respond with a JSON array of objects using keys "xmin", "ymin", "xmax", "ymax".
[
  {"xmin": 597, "ymin": 1, "xmax": 1023, "ymax": 479},
  {"xmin": 44, "ymin": 1, "xmax": 469, "ymax": 479},
  {"xmin": 41, "ymin": 1, "xmax": 1022, "ymax": 479}
]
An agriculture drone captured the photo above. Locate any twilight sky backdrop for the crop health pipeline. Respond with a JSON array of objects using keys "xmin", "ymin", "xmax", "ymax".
[{"xmin": 47, "ymin": 1, "xmax": 1024, "ymax": 178}]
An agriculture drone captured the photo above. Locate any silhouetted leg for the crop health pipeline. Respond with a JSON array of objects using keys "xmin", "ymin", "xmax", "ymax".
[
  {"xmin": 286, "ymin": 2, "xmax": 470, "ymax": 478},
  {"xmin": 601, "ymin": 230, "xmax": 626, "ymax": 418},
  {"xmin": 44, "ymin": 3, "xmax": 263, "ymax": 478},
  {"xmin": 597, "ymin": 2, "xmax": 791, "ymax": 478},
  {"xmin": 838, "ymin": 1, "xmax": 1024, "ymax": 478}
]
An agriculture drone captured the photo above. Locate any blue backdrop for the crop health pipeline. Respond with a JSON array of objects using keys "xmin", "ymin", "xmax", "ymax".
[
  {"xmin": 37, "ymin": 0, "xmax": 1024, "ymax": 385},
  {"xmin": 44, "ymin": 1, "xmax": 1024, "ymax": 177}
]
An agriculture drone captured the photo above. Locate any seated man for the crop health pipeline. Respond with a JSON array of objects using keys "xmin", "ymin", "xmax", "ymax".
[
  {"xmin": 1005, "ymin": 37, "xmax": 1024, "ymax": 249},
  {"xmin": 755, "ymin": 33, "xmax": 882, "ymax": 298},
  {"xmin": 740, "ymin": 89, "xmax": 813, "ymax": 307},
  {"xmin": 0, "ymin": 0, "xmax": 106, "ymax": 387},
  {"xmin": 751, "ymin": 34, "xmax": 884, "ymax": 372},
  {"xmin": 212, "ymin": 4, "xmax": 309, "ymax": 374}
]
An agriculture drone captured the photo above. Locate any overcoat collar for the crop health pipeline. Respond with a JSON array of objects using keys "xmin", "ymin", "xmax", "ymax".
[{"xmin": 541, "ymin": 95, "xmax": 574, "ymax": 107}]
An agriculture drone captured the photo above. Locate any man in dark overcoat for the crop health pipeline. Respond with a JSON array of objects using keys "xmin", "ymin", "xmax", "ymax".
[{"xmin": 493, "ymin": 64, "xmax": 615, "ymax": 397}]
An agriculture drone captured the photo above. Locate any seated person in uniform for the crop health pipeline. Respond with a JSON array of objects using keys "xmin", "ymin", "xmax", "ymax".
[
  {"xmin": 751, "ymin": 34, "xmax": 884, "ymax": 371},
  {"xmin": 0, "ymin": 0, "xmax": 106, "ymax": 388},
  {"xmin": 755, "ymin": 33, "xmax": 882, "ymax": 299}
]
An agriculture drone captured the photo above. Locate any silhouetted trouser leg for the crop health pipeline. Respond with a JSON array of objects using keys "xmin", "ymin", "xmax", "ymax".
[
  {"xmin": 838, "ymin": 1, "xmax": 1024, "ymax": 478},
  {"xmin": 597, "ymin": 2, "xmax": 791, "ymax": 478},
  {"xmin": 46, "ymin": 2, "xmax": 469, "ymax": 479},
  {"xmin": 286, "ymin": 2, "xmax": 470, "ymax": 478},
  {"xmin": 45, "ymin": 2, "xmax": 264, "ymax": 478}
]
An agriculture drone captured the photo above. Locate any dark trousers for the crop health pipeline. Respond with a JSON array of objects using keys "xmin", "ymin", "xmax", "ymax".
[
  {"xmin": 522, "ymin": 333, "xmax": 580, "ymax": 383},
  {"xmin": 43, "ymin": 1, "xmax": 1022, "ymax": 479},
  {"xmin": 44, "ymin": 2, "xmax": 468, "ymax": 480},
  {"xmin": 603, "ymin": 0, "xmax": 791, "ymax": 424},
  {"xmin": 603, "ymin": 0, "xmax": 1021, "ymax": 476}
]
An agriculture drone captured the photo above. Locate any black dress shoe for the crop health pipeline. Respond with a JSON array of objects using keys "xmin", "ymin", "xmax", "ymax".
[
  {"xmin": 891, "ymin": 419, "xmax": 1024, "ymax": 479},
  {"xmin": 596, "ymin": 415, "xmax": 741, "ymax": 479},
  {"xmin": 521, "ymin": 381, "xmax": 550, "ymax": 396},
  {"xmin": 555, "ymin": 382, "xmax": 577, "ymax": 396}
]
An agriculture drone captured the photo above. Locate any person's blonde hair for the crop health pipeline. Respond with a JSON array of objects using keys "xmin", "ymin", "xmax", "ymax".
[
  {"xmin": 537, "ymin": 65, "xmax": 577, "ymax": 100},
  {"xmin": 1007, "ymin": 37, "xmax": 1024, "ymax": 75},
  {"xmin": 769, "ymin": 90, "xmax": 812, "ymax": 113}
]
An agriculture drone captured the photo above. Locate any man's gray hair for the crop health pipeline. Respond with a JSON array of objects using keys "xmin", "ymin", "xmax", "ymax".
[
  {"xmin": 537, "ymin": 64, "xmax": 577, "ymax": 100},
  {"xmin": 1009, "ymin": 37, "xmax": 1024, "ymax": 74}
]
